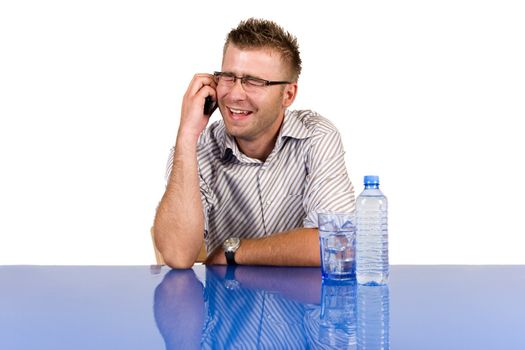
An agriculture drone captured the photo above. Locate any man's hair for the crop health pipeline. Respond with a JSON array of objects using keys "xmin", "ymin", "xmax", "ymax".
[{"xmin": 224, "ymin": 18, "xmax": 302, "ymax": 81}]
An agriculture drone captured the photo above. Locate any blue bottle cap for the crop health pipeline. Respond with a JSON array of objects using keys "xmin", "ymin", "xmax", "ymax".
[{"xmin": 364, "ymin": 175, "xmax": 379, "ymax": 185}]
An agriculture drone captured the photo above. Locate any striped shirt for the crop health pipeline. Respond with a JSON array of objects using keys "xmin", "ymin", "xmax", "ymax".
[{"xmin": 167, "ymin": 109, "xmax": 355, "ymax": 255}]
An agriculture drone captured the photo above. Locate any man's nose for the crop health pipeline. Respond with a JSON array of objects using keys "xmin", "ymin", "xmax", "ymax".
[{"xmin": 228, "ymin": 78, "xmax": 247, "ymax": 99}]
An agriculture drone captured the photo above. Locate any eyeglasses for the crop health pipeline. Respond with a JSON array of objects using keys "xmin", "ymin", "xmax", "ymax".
[{"xmin": 213, "ymin": 71, "xmax": 291, "ymax": 92}]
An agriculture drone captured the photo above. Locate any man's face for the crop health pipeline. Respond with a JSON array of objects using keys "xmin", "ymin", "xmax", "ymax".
[{"xmin": 217, "ymin": 44, "xmax": 296, "ymax": 144}]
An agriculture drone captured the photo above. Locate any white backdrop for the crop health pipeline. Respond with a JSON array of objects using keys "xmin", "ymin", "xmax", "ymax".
[{"xmin": 1, "ymin": 1, "xmax": 524, "ymax": 265}]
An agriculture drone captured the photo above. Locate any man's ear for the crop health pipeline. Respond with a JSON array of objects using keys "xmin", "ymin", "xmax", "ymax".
[{"xmin": 282, "ymin": 82, "xmax": 298, "ymax": 108}]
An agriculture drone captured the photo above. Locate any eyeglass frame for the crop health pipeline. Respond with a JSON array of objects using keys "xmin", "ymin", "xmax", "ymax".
[{"xmin": 213, "ymin": 71, "xmax": 292, "ymax": 89}]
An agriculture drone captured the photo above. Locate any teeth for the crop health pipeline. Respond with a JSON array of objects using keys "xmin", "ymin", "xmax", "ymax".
[{"xmin": 230, "ymin": 108, "xmax": 251, "ymax": 114}]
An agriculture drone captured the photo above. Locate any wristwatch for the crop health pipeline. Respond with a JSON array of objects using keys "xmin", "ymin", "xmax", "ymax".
[{"xmin": 223, "ymin": 237, "xmax": 240, "ymax": 265}]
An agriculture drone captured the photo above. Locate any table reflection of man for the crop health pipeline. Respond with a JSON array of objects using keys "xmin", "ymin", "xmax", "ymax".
[
  {"xmin": 154, "ymin": 266, "xmax": 323, "ymax": 349},
  {"xmin": 154, "ymin": 267, "xmax": 389, "ymax": 349}
]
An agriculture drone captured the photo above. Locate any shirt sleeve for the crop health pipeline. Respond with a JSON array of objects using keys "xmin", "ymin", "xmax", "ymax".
[{"xmin": 302, "ymin": 130, "xmax": 356, "ymax": 228}]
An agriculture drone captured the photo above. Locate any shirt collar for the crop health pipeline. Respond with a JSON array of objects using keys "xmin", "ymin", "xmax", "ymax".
[
  {"xmin": 219, "ymin": 126, "xmax": 261, "ymax": 163},
  {"xmin": 278, "ymin": 109, "xmax": 313, "ymax": 140}
]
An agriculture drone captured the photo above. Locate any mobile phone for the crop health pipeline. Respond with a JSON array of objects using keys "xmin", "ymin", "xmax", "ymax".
[{"xmin": 204, "ymin": 96, "xmax": 215, "ymax": 115}]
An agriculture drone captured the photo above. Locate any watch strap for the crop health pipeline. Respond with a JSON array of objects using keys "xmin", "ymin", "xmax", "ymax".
[{"xmin": 225, "ymin": 250, "xmax": 237, "ymax": 265}]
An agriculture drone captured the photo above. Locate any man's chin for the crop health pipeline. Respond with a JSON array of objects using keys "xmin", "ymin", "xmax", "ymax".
[
  {"xmin": 224, "ymin": 124, "xmax": 255, "ymax": 141},
  {"xmin": 223, "ymin": 120, "xmax": 244, "ymax": 135},
  {"xmin": 224, "ymin": 127, "xmax": 245, "ymax": 139}
]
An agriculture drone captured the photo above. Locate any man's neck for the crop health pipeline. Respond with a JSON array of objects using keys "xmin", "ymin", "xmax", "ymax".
[{"xmin": 235, "ymin": 132, "xmax": 280, "ymax": 162}]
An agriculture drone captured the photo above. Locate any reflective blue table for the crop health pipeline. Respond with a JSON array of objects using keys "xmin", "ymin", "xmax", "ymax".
[{"xmin": 1, "ymin": 265, "xmax": 524, "ymax": 349}]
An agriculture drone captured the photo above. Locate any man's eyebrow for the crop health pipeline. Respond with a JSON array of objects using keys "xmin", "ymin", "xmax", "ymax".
[
  {"xmin": 222, "ymin": 71, "xmax": 264, "ymax": 80},
  {"xmin": 244, "ymin": 74, "xmax": 265, "ymax": 80}
]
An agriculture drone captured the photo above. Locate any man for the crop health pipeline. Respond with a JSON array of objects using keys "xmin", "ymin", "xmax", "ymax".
[{"xmin": 154, "ymin": 18, "xmax": 355, "ymax": 269}]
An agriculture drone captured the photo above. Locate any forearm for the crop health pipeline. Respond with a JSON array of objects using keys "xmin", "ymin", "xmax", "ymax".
[
  {"xmin": 236, "ymin": 228, "xmax": 320, "ymax": 267},
  {"xmin": 154, "ymin": 134, "xmax": 204, "ymax": 268}
]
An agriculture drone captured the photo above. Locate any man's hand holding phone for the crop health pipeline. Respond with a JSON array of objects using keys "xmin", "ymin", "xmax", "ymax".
[
  {"xmin": 178, "ymin": 73, "xmax": 218, "ymax": 141},
  {"xmin": 203, "ymin": 96, "xmax": 216, "ymax": 116}
]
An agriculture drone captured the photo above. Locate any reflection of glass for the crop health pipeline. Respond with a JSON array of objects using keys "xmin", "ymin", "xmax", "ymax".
[
  {"xmin": 319, "ymin": 279, "xmax": 357, "ymax": 349},
  {"xmin": 357, "ymin": 284, "xmax": 390, "ymax": 350}
]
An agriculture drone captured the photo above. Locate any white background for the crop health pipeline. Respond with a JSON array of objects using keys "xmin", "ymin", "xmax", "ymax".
[{"xmin": 1, "ymin": 1, "xmax": 524, "ymax": 265}]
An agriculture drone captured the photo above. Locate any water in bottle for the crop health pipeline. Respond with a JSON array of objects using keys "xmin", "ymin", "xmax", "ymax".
[{"xmin": 356, "ymin": 175, "xmax": 388, "ymax": 285}]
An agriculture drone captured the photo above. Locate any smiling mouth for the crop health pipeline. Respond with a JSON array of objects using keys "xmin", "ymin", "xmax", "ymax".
[{"xmin": 228, "ymin": 107, "xmax": 253, "ymax": 120}]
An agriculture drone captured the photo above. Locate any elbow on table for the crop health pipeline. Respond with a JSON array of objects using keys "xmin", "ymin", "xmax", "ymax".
[
  {"xmin": 153, "ymin": 228, "xmax": 201, "ymax": 269},
  {"xmin": 163, "ymin": 253, "xmax": 197, "ymax": 270}
]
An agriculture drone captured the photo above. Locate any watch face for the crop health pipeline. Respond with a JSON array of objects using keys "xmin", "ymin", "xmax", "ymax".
[{"xmin": 223, "ymin": 237, "xmax": 240, "ymax": 252}]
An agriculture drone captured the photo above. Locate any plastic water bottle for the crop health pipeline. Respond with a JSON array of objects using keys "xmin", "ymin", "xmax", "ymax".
[{"xmin": 356, "ymin": 175, "xmax": 388, "ymax": 285}]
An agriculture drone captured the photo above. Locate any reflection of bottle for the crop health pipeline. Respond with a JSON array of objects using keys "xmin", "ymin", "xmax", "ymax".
[
  {"xmin": 357, "ymin": 284, "xmax": 390, "ymax": 350},
  {"xmin": 319, "ymin": 279, "xmax": 357, "ymax": 349}
]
